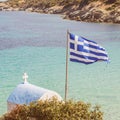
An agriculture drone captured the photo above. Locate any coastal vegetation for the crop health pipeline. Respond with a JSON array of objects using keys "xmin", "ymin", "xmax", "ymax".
[
  {"xmin": 0, "ymin": 0, "xmax": 120, "ymax": 23},
  {"xmin": 0, "ymin": 99, "xmax": 103, "ymax": 120}
]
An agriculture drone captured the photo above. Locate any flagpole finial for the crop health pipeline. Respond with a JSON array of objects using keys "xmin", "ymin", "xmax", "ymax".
[{"xmin": 23, "ymin": 72, "xmax": 28, "ymax": 83}]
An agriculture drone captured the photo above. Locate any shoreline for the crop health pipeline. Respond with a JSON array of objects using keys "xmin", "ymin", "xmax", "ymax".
[{"xmin": 0, "ymin": 1, "xmax": 120, "ymax": 24}]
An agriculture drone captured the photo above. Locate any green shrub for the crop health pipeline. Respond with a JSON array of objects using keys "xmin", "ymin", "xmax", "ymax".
[{"xmin": 1, "ymin": 98, "xmax": 103, "ymax": 120}]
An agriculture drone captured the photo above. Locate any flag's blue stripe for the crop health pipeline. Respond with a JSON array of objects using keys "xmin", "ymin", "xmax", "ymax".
[
  {"xmin": 69, "ymin": 33, "xmax": 97, "ymax": 44},
  {"xmin": 69, "ymin": 33, "xmax": 105, "ymax": 51},
  {"xmin": 76, "ymin": 45, "xmax": 108, "ymax": 57},
  {"xmin": 83, "ymin": 43, "xmax": 105, "ymax": 51},
  {"xmin": 70, "ymin": 45, "xmax": 108, "ymax": 57},
  {"xmin": 70, "ymin": 52, "xmax": 95, "ymax": 61},
  {"xmin": 69, "ymin": 40, "xmax": 105, "ymax": 51},
  {"xmin": 70, "ymin": 43, "xmax": 75, "ymax": 49},
  {"xmin": 70, "ymin": 58, "xmax": 94, "ymax": 64},
  {"xmin": 87, "ymin": 50, "xmax": 108, "ymax": 57},
  {"xmin": 70, "ymin": 52, "xmax": 107, "ymax": 61},
  {"xmin": 69, "ymin": 33, "xmax": 109, "ymax": 64},
  {"xmin": 81, "ymin": 36, "xmax": 96, "ymax": 44},
  {"xmin": 69, "ymin": 33, "xmax": 75, "ymax": 41}
]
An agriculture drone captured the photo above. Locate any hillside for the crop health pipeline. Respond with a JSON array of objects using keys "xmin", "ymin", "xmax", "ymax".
[{"xmin": 0, "ymin": 0, "xmax": 120, "ymax": 23}]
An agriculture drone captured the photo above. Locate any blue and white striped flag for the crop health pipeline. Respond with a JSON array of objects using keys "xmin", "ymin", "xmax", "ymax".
[{"xmin": 69, "ymin": 33, "xmax": 109, "ymax": 64}]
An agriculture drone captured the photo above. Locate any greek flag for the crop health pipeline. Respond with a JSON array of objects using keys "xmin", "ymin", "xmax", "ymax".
[{"xmin": 69, "ymin": 33, "xmax": 109, "ymax": 64}]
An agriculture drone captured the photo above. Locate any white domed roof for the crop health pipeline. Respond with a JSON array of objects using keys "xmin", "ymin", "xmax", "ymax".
[{"xmin": 7, "ymin": 73, "xmax": 62, "ymax": 105}]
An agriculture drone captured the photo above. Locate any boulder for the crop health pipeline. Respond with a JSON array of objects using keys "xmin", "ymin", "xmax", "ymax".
[
  {"xmin": 25, "ymin": 7, "xmax": 33, "ymax": 12},
  {"xmin": 103, "ymin": 15, "xmax": 114, "ymax": 23},
  {"xmin": 114, "ymin": 16, "xmax": 120, "ymax": 23},
  {"xmin": 68, "ymin": 10, "xmax": 80, "ymax": 18},
  {"xmin": 92, "ymin": 10, "xmax": 104, "ymax": 19}
]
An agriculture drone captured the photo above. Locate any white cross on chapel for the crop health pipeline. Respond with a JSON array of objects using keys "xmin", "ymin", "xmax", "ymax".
[{"xmin": 23, "ymin": 72, "xmax": 28, "ymax": 82}]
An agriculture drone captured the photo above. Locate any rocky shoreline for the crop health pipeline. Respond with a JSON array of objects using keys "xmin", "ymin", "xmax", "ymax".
[{"xmin": 0, "ymin": 1, "xmax": 120, "ymax": 24}]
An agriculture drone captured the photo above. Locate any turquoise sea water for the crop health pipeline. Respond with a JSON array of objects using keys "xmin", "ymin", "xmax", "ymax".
[{"xmin": 0, "ymin": 11, "xmax": 120, "ymax": 119}]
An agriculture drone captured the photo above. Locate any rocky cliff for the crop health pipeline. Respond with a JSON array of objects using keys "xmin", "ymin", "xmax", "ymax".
[{"xmin": 0, "ymin": 0, "xmax": 120, "ymax": 24}]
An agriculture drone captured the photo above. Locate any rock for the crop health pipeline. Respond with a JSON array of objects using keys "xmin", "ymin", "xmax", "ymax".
[
  {"xmin": 33, "ymin": 8, "xmax": 44, "ymax": 13},
  {"xmin": 53, "ymin": 9, "xmax": 62, "ymax": 14},
  {"xmin": 114, "ymin": 16, "xmax": 120, "ymax": 23},
  {"xmin": 0, "ymin": 1, "xmax": 120, "ymax": 24},
  {"xmin": 81, "ymin": 12, "xmax": 91, "ymax": 20},
  {"xmin": 47, "ymin": 5, "xmax": 63, "ymax": 14},
  {"xmin": 76, "ymin": 16, "xmax": 81, "ymax": 21},
  {"xmin": 63, "ymin": 15, "xmax": 69, "ymax": 19},
  {"xmin": 103, "ymin": 15, "xmax": 114, "ymax": 23},
  {"xmin": 25, "ymin": 8, "xmax": 33, "ymax": 12},
  {"xmin": 92, "ymin": 10, "xmax": 104, "ymax": 19},
  {"xmin": 110, "ymin": 10, "xmax": 116, "ymax": 16},
  {"xmin": 25, "ymin": 7, "xmax": 33, "ymax": 12},
  {"xmin": 68, "ymin": 10, "xmax": 80, "ymax": 18}
]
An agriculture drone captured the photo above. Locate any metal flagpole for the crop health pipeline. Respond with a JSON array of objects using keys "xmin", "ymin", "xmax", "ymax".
[{"xmin": 65, "ymin": 30, "xmax": 69, "ymax": 101}]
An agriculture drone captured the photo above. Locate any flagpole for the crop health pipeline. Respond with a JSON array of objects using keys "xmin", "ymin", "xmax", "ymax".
[{"xmin": 65, "ymin": 30, "xmax": 69, "ymax": 101}]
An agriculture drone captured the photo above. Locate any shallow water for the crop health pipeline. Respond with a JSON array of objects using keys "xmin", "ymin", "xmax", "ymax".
[{"xmin": 0, "ymin": 11, "xmax": 120, "ymax": 119}]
